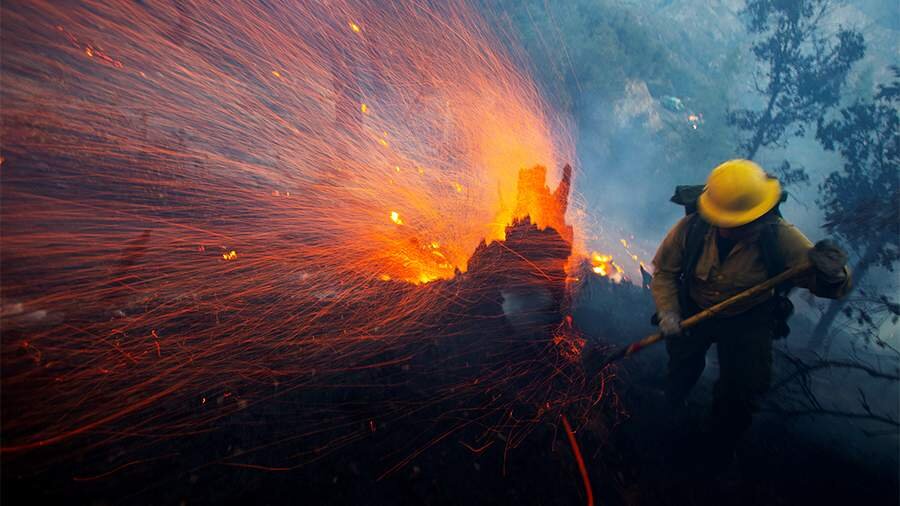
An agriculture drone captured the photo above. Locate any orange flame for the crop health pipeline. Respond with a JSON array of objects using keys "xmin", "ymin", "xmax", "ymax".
[{"xmin": 0, "ymin": 0, "xmax": 584, "ymax": 458}]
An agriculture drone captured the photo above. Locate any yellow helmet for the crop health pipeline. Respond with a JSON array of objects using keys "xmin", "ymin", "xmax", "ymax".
[{"xmin": 697, "ymin": 159, "xmax": 782, "ymax": 228}]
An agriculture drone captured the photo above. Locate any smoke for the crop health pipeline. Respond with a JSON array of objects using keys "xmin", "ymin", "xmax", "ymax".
[{"xmin": 502, "ymin": 0, "xmax": 899, "ymax": 483}]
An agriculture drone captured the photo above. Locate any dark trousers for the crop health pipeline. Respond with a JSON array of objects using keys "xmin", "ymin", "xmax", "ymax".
[{"xmin": 665, "ymin": 301, "xmax": 774, "ymax": 448}]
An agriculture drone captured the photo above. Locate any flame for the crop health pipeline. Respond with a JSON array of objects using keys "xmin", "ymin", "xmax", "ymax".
[
  {"xmin": 0, "ymin": 0, "xmax": 585, "ymax": 459},
  {"xmin": 10, "ymin": 2, "xmax": 576, "ymax": 292},
  {"xmin": 590, "ymin": 251, "xmax": 624, "ymax": 280},
  {"xmin": 590, "ymin": 252, "xmax": 613, "ymax": 276}
]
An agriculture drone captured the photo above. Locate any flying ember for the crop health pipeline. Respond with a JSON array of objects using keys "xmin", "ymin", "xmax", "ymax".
[{"xmin": 0, "ymin": 0, "xmax": 586, "ymax": 474}]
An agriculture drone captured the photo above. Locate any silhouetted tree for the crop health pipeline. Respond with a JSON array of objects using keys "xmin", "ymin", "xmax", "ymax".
[
  {"xmin": 729, "ymin": 0, "xmax": 865, "ymax": 184},
  {"xmin": 808, "ymin": 66, "xmax": 900, "ymax": 351},
  {"xmin": 765, "ymin": 347, "xmax": 899, "ymax": 433}
]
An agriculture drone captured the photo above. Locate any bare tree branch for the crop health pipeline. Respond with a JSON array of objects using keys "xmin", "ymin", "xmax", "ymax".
[
  {"xmin": 761, "ymin": 405, "xmax": 899, "ymax": 428},
  {"xmin": 765, "ymin": 348, "xmax": 899, "ymax": 431}
]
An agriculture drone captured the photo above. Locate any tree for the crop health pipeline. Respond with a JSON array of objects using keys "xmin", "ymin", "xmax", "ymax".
[
  {"xmin": 807, "ymin": 66, "xmax": 900, "ymax": 351},
  {"xmin": 728, "ymin": 0, "xmax": 865, "ymax": 184},
  {"xmin": 764, "ymin": 346, "xmax": 899, "ymax": 434}
]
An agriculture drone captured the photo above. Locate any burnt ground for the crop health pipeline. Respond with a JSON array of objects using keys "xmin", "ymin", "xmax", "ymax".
[
  {"xmin": 575, "ymin": 277, "xmax": 899, "ymax": 506},
  {"xmin": 4, "ymin": 276, "xmax": 897, "ymax": 505},
  {"xmin": 3, "ymin": 222, "xmax": 897, "ymax": 505}
]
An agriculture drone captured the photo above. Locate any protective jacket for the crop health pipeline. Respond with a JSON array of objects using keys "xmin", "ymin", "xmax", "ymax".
[{"xmin": 651, "ymin": 214, "xmax": 851, "ymax": 318}]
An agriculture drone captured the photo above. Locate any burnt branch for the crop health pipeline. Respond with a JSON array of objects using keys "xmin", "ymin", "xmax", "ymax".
[
  {"xmin": 761, "ymin": 405, "xmax": 899, "ymax": 428},
  {"xmin": 765, "ymin": 348, "xmax": 899, "ymax": 431}
]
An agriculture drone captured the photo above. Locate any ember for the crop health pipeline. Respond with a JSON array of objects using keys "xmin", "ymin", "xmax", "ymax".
[{"xmin": 0, "ymin": 0, "xmax": 599, "ymax": 483}]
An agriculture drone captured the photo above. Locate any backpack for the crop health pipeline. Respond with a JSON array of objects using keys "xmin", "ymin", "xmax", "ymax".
[{"xmin": 669, "ymin": 185, "xmax": 794, "ymax": 338}]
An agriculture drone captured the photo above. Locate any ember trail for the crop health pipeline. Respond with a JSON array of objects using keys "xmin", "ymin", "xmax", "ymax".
[
  {"xmin": 5, "ymin": 0, "xmax": 899, "ymax": 504},
  {"xmin": 0, "ymin": 0, "xmax": 605, "ymax": 490}
]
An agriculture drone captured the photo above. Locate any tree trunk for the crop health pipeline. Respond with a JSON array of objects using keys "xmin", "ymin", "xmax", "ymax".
[{"xmin": 806, "ymin": 247, "xmax": 876, "ymax": 353}]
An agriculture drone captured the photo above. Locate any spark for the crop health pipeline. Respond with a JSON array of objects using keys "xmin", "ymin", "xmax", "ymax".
[
  {"xmin": 0, "ymin": 0, "xmax": 603, "ymax": 482},
  {"xmin": 562, "ymin": 415, "xmax": 594, "ymax": 506}
]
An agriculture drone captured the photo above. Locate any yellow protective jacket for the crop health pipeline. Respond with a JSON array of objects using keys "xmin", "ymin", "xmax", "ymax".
[{"xmin": 651, "ymin": 215, "xmax": 851, "ymax": 317}]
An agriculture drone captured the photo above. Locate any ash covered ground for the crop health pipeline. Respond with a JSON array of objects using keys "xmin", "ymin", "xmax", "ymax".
[{"xmin": 4, "ymin": 214, "xmax": 896, "ymax": 505}]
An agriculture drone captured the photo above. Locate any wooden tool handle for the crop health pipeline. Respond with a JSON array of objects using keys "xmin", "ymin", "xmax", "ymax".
[
  {"xmin": 596, "ymin": 261, "xmax": 813, "ymax": 368},
  {"xmin": 680, "ymin": 260, "xmax": 812, "ymax": 330}
]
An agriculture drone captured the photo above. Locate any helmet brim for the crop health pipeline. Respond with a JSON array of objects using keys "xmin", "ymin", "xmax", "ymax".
[{"xmin": 697, "ymin": 178, "xmax": 782, "ymax": 228}]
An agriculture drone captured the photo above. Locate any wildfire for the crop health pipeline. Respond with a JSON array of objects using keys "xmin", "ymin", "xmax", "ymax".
[
  {"xmin": 591, "ymin": 252, "xmax": 613, "ymax": 276},
  {"xmin": 0, "ymin": 0, "xmax": 587, "ymax": 477},
  {"xmin": 590, "ymin": 251, "xmax": 624, "ymax": 280}
]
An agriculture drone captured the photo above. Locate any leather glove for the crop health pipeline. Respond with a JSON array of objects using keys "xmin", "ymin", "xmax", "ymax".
[
  {"xmin": 658, "ymin": 311, "xmax": 682, "ymax": 337},
  {"xmin": 808, "ymin": 239, "xmax": 848, "ymax": 284}
]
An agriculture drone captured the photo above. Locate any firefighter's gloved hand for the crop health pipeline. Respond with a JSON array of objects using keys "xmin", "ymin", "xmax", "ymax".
[
  {"xmin": 658, "ymin": 311, "xmax": 682, "ymax": 337},
  {"xmin": 809, "ymin": 239, "xmax": 848, "ymax": 284}
]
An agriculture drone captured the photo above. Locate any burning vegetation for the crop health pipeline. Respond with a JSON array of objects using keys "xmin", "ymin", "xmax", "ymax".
[{"xmin": 0, "ymin": 1, "xmax": 615, "ymax": 501}]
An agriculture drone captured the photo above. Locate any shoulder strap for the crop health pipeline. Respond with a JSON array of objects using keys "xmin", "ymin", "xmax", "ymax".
[
  {"xmin": 758, "ymin": 220, "xmax": 792, "ymax": 295},
  {"xmin": 681, "ymin": 213, "xmax": 708, "ymax": 281},
  {"xmin": 677, "ymin": 213, "xmax": 709, "ymax": 316}
]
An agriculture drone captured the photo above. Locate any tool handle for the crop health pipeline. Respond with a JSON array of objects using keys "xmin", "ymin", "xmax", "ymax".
[
  {"xmin": 596, "ymin": 261, "xmax": 813, "ymax": 369},
  {"xmin": 680, "ymin": 261, "xmax": 811, "ymax": 330}
]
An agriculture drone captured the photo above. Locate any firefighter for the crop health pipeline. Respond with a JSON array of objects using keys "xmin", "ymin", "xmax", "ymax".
[{"xmin": 650, "ymin": 159, "xmax": 851, "ymax": 463}]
